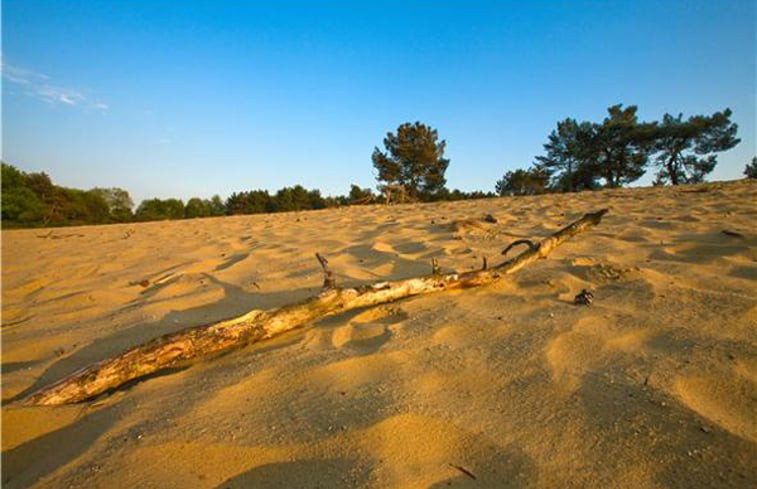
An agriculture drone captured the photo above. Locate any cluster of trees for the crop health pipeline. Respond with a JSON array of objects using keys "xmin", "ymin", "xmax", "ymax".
[
  {"xmin": 1, "ymin": 109, "xmax": 747, "ymax": 228},
  {"xmin": 2, "ymin": 153, "xmax": 495, "ymax": 228},
  {"xmin": 0, "ymin": 164, "xmax": 378, "ymax": 228},
  {"xmin": 495, "ymin": 105, "xmax": 742, "ymax": 195},
  {"xmin": 1, "ymin": 163, "xmax": 131, "ymax": 228},
  {"xmin": 1, "ymin": 162, "xmax": 482, "ymax": 228}
]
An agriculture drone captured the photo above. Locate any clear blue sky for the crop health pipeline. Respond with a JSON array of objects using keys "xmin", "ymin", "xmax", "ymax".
[{"xmin": 2, "ymin": 1, "xmax": 755, "ymax": 205}]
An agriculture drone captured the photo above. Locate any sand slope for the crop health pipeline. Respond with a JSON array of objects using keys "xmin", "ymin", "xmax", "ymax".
[{"xmin": 2, "ymin": 181, "xmax": 756, "ymax": 488}]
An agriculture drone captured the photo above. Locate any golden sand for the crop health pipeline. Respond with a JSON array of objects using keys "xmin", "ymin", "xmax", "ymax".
[{"xmin": 2, "ymin": 181, "xmax": 756, "ymax": 488}]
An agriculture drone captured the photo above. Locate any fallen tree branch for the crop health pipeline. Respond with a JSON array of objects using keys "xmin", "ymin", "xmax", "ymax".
[{"xmin": 18, "ymin": 209, "xmax": 608, "ymax": 406}]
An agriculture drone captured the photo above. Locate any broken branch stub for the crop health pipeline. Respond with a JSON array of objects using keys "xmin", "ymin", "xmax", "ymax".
[{"xmin": 18, "ymin": 209, "xmax": 608, "ymax": 406}]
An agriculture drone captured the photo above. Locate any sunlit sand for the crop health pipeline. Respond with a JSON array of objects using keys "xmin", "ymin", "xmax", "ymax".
[{"xmin": 2, "ymin": 180, "xmax": 755, "ymax": 488}]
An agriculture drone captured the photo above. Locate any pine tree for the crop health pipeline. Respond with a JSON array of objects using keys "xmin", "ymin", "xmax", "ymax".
[
  {"xmin": 372, "ymin": 122, "xmax": 450, "ymax": 201},
  {"xmin": 652, "ymin": 109, "xmax": 740, "ymax": 185}
]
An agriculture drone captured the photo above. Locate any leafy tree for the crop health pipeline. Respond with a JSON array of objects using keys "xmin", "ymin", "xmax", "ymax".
[
  {"xmin": 209, "ymin": 194, "xmax": 226, "ymax": 216},
  {"xmin": 372, "ymin": 121, "xmax": 450, "ymax": 201},
  {"xmin": 226, "ymin": 190, "xmax": 272, "ymax": 214},
  {"xmin": 74, "ymin": 190, "xmax": 111, "ymax": 224},
  {"xmin": 24, "ymin": 171, "xmax": 57, "ymax": 206},
  {"xmin": 162, "ymin": 199, "xmax": 185, "ymax": 219},
  {"xmin": 2, "ymin": 162, "xmax": 26, "ymax": 189},
  {"xmin": 652, "ymin": 109, "xmax": 740, "ymax": 185},
  {"xmin": 745, "ymin": 157, "xmax": 757, "ymax": 179},
  {"xmin": 272, "ymin": 187, "xmax": 295, "ymax": 212},
  {"xmin": 185, "ymin": 197, "xmax": 211, "ymax": 218},
  {"xmin": 90, "ymin": 187, "xmax": 133, "ymax": 222},
  {"xmin": 306, "ymin": 189, "xmax": 326, "ymax": 209},
  {"xmin": 289, "ymin": 185, "xmax": 311, "ymax": 211},
  {"xmin": 135, "ymin": 198, "xmax": 185, "ymax": 221},
  {"xmin": 1, "ymin": 163, "xmax": 112, "ymax": 226},
  {"xmin": 1, "ymin": 163, "xmax": 47, "ymax": 226},
  {"xmin": 496, "ymin": 166, "xmax": 551, "ymax": 196},
  {"xmin": 269, "ymin": 185, "xmax": 321, "ymax": 212},
  {"xmin": 348, "ymin": 184, "xmax": 374, "ymax": 204}
]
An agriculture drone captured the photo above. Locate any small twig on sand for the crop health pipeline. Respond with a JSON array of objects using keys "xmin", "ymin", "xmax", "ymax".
[
  {"xmin": 448, "ymin": 463, "xmax": 477, "ymax": 480},
  {"xmin": 721, "ymin": 229, "xmax": 745, "ymax": 239},
  {"xmin": 501, "ymin": 239, "xmax": 538, "ymax": 257}
]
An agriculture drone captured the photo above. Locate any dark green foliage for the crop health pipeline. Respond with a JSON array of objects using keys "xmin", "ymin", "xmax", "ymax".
[
  {"xmin": 538, "ymin": 105, "xmax": 653, "ymax": 190},
  {"xmin": 745, "ymin": 157, "xmax": 757, "ymax": 179},
  {"xmin": 593, "ymin": 105, "xmax": 656, "ymax": 188},
  {"xmin": 372, "ymin": 121, "xmax": 450, "ymax": 201},
  {"xmin": 536, "ymin": 119, "xmax": 598, "ymax": 192},
  {"xmin": 495, "ymin": 167, "xmax": 551, "ymax": 196},
  {"xmin": 209, "ymin": 195, "xmax": 226, "ymax": 216},
  {"xmin": 185, "ymin": 197, "xmax": 211, "ymax": 218},
  {"xmin": 71, "ymin": 190, "xmax": 111, "ymax": 224},
  {"xmin": 527, "ymin": 104, "xmax": 740, "ymax": 192},
  {"xmin": 1, "ymin": 163, "xmax": 111, "ymax": 228},
  {"xmin": 306, "ymin": 189, "xmax": 326, "ymax": 210},
  {"xmin": 430, "ymin": 188, "xmax": 495, "ymax": 201},
  {"xmin": 652, "ymin": 109, "xmax": 740, "ymax": 185},
  {"xmin": 348, "ymin": 184, "xmax": 375, "ymax": 204},
  {"xmin": 90, "ymin": 187, "xmax": 134, "ymax": 222},
  {"xmin": 2, "ymin": 163, "xmax": 47, "ymax": 226},
  {"xmin": 272, "ymin": 185, "xmax": 312, "ymax": 212},
  {"xmin": 226, "ymin": 185, "xmax": 328, "ymax": 215},
  {"xmin": 135, "ymin": 198, "xmax": 185, "ymax": 221},
  {"xmin": 226, "ymin": 190, "xmax": 272, "ymax": 215},
  {"xmin": 461, "ymin": 190, "xmax": 496, "ymax": 200}
]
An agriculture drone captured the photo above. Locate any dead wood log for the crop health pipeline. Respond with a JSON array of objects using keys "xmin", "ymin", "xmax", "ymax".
[{"xmin": 18, "ymin": 209, "xmax": 608, "ymax": 406}]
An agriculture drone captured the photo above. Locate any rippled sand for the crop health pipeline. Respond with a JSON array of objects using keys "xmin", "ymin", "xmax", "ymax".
[{"xmin": 2, "ymin": 180, "xmax": 756, "ymax": 488}]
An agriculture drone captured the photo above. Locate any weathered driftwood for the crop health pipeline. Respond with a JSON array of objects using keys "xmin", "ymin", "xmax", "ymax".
[{"xmin": 19, "ymin": 209, "xmax": 608, "ymax": 406}]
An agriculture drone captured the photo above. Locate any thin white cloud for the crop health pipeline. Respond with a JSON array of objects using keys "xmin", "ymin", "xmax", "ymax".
[
  {"xmin": 34, "ymin": 85, "xmax": 85, "ymax": 106},
  {"xmin": 2, "ymin": 59, "xmax": 106, "ymax": 111},
  {"xmin": 1, "ymin": 63, "xmax": 48, "ymax": 84}
]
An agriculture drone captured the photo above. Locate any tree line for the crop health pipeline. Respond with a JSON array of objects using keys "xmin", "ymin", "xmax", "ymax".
[
  {"xmin": 0, "ymin": 163, "xmax": 494, "ymax": 229},
  {"xmin": 495, "ymin": 105, "xmax": 743, "ymax": 196},
  {"xmin": 2, "ymin": 104, "xmax": 750, "ymax": 228}
]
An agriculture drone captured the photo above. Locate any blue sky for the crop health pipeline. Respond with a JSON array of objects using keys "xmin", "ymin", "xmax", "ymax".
[{"xmin": 2, "ymin": 1, "xmax": 755, "ymax": 204}]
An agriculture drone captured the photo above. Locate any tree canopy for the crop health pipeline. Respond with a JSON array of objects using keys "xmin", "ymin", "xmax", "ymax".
[
  {"xmin": 90, "ymin": 187, "xmax": 134, "ymax": 222},
  {"xmin": 495, "ymin": 167, "xmax": 550, "ymax": 196},
  {"xmin": 372, "ymin": 121, "xmax": 450, "ymax": 201},
  {"xmin": 652, "ymin": 109, "xmax": 740, "ymax": 185},
  {"xmin": 594, "ymin": 104, "xmax": 656, "ymax": 188},
  {"xmin": 511, "ymin": 104, "xmax": 740, "ymax": 194},
  {"xmin": 1, "ymin": 105, "xmax": 743, "ymax": 229},
  {"xmin": 1, "ymin": 163, "xmax": 123, "ymax": 228},
  {"xmin": 535, "ymin": 118, "xmax": 597, "ymax": 192},
  {"xmin": 744, "ymin": 157, "xmax": 757, "ymax": 179},
  {"xmin": 135, "ymin": 198, "xmax": 185, "ymax": 221}
]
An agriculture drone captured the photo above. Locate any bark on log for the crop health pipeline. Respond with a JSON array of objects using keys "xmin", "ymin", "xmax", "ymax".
[{"xmin": 19, "ymin": 209, "xmax": 608, "ymax": 406}]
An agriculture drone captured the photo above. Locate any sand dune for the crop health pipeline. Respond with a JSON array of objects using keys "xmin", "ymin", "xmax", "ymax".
[{"xmin": 2, "ymin": 181, "xmax": 756, "ymax": 488}]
